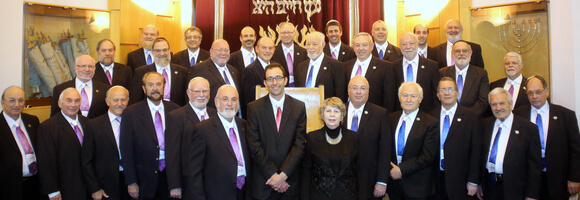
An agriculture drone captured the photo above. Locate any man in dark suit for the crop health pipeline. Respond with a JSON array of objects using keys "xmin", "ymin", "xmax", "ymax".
[
  {"xmin": 38, "ymin": 88, "xmax": 89, "ymax": 200},
  {"xmin": 432, "ymin": 19, "xmax": 484, "ymax": 69},
  {"xmin": 479, "ymin": 87, "xmax": 541, "ymax": 200},
  {"xmin": 171, "ymin": 26, "xmax": 210, "ymax": 68},
  {"xmin": 393, "ymin": 32, "xmax": 440, "ymax": 112},
  {"xmin": 246, "ymin": 63, "xmax": 307, "ymax": 200},
  {"xmin": 371, "ymin": 20, "xmax": 402, "ymax": 62},
  {"xmin": 82, "ymin": 86, "xmax": 131, "ymax": 200},
  {"xmin": 439, "ymin": 41, "xmax": 490, "ymax": 116},
  {"xmin": 120, "ymin": 72, "xmax": 181, "ymax": 200},
  {"xmin": 413, "ymin": 24, "xmax": 437, "ymax": 61},
  {"xmin": 295, "ymin": 31, "xmax": 346, "ymax": 102},
  {"xmin": 0, "ymin": 86, "xmax": 43, "ymax": 200},
  {"xmin": 93, "ymin": 39, "xmax": 133, "ymax": 88},
  {"xmin": 387, "ymin": 82, "xmax": 439, "ymax": 200},
  {"xmin": 489, "ymin": 52, "xmax": 530, "ymax": 111},
  {"xmin": 185, "ymin": 85, "xmax": 252, "ymax": 200},
  {"xmin": 429, "ymin": 77, "xmax": 482, "ymax": 200},
  {"xmin": 323, "ymin": 20, "xmax": 356, "ymax": 63},
  {"xmin": 127, "ymin": 25, "xmax": 159, "ymax": 70},
  {"xmin": 51, "ymin": 55, "xmax": 111, "ymax": 119},
  {"xmin": 342, "ymin": 76, "xmax": 391, "ymax": 199},
  {"xmin": 228, "ymin": 26, "xmax": 256, "ymax": 79},
  {"xmin": 243, "ymin": 37, "xmax": 275, "ymax": 106},
  {"xmin": 513, "ymin": 75, "xmax": 580, "ymax": 200},
  {"xmin": 345, "ymin": 32, "xmax": 395, "ymax": 111},
  {"xmin": 129, "ymin": 37, "xmax": 188, "ymax": 106},
  {"xmin": 188, "ymin": 39, "xmax": 241, "ymax": 109},
  {"xmin": 270, "ymin": 22, "xmax": 308, "ymax": 87}
]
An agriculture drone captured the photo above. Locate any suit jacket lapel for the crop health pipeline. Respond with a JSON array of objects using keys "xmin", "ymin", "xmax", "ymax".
[
  {"xmin": 547, "ymin": 104, "xmax": 558, "ymax": 147},
  {"xmin": 365, "ymin": 58, "xmax": 379, "ymax": 79},
  {"xmin": 461, "ymin": 67, "xmax": 477, "ymax": 100},
  {"xmin": 446, "ymin": 107, "xmax": 464, "ymax": 143},
  {"xmin": 404, "ymin": 112, "xmax": 423, "ymax": 156},
  {"xmin": 357, "ymin": 104, "xmax": 371, "ymax": 133},
  {"xmin": 207, "ymin": 62, "xmax": 226, "ymax": 85},
  {"xmin": 504, "ymin": 119, "xmax": 522, "ymax": 158},
  {"xmin": 279, "ymin": 97, "xmax": 294, "ymax": 135},
  {"xmin": 263, "ymin": 97, "xmax": 278, "ymax": 135},
  {"xmin": 315, "ymin": 57, "xmax": 329, "ymax": 85},
  {"xmin": 57, "ymin": 113, "xmax": 83, "ymax": 146},
  {"xmin": 416, "ymin": 57, "xmax": 426, "ymax": 83},
  {"xmin": 0, "ymin": 113, "xmax": 20, "ymax": 151},
  {"xmin": 213, "ymin": 117, "xmax": 237, "ymax": 159},
  {"xmin": 236, "ymin": 118, "xmax": 250, "ymax": 158},
  {"xmin": 185, "ymin": 105, "xmax": 201, "ymax": 124},
  {"xmin": 101, "ymin": 115, "xmax": 119, "ymax": 150},
  {"xmin": 139, "ymin": 103, "xmax": 159, "ymax": 144}
]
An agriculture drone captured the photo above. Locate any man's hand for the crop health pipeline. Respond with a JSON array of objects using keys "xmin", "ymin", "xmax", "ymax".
[
  {"xmin": 91, "ymin": 189, "xmax": 109, "ymax": 200},
  {"xmin": 128, "ymin": 183, "xmax": 139, "ymax": 199},
  {"xmin": 170, "ymin": 188, "xmax": 182, "ymax": 199},
  {"xmin": 390, "ymin": 162, "xmax": 402, "ymax": 180},
  {"xmin": 466, "ymin": 184, "xmax": 477, "ymax": 196},
  {"xmin": 274, "ymin": 182, "xmax": 290, "ymax": 193},
  {"xmin": 267, "ymin": 172, "xmax": 289, "ymax": 189},
  {"xmin": 568, "ymin": 181, "xmax": 579, "ymax": 195},
  {"xmin": 373, "ymin": 183, "xmax": 386, "ymax": 197},
  {"xmin": 524, "ymin": 198, "xmax": 537, "ymax": 200},
  {"xmin": 476, "ymin": 185, "xmax": 483, "ymax": 200},
  {"xmin": 49, "ymin": 194, "xmax": 62, "ymax": 200}
]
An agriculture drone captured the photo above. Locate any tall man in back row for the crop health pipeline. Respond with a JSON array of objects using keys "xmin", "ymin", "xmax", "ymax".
[
  {"xmin": 271, "ymin": 22, "xmax": 308, "ymax": 87},
  {"xmin": 432, "ymin": 19, "xmax": 484, "ymax": 69},
  {"xmin": 127, "ymin": 25, "xmax": 159, "ymax": 70},
  {"xmin": 246, "ymin": 63, "xmax": 307, "ymax": 200},
  {"xmin": 323, "ymin": 20, "xmax": 356, "ymax": 62},
  {"xmin": 171, "ymin": 26, "xmax": 210, "ymax": 68},
  {"xmin": 229, "ymin": 26, "xmax": 257, "ymax": 79},
  {"xmin": 371, "ymin": 20, "xmax": 402, "ymax": 62}
]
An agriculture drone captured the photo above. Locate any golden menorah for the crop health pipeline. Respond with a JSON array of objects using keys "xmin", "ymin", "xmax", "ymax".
[{"xmin": 499, "ymin": 18, "xmax": 541, "ymax": 54}]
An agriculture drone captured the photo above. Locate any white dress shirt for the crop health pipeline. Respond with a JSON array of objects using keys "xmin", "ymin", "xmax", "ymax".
[
  {"xmin": 75, "ymin": 78, "xmax": 93, "ymax": 116},
  {"xmin": 375, "ymin": 42, "xmax": 389, "ymax": 58},
  {"xmin": 147, "ymin": 99, "xmax": 166, "ymax": 160},
  {"xmin": 487, "ymin": 113, "xmax": 514, "ymax": 174},
  {"xmin": 350, "ymin": 56, "xmax": 372, "ymax": 79},
  {"xmin": 100, "ymin": 62, "xmax": 115, "ymax": 78},
  {"xmin": 446, "ymin": 41, "xmax": 454, "ymax": 66},
  {"xmin": 305, "ymin": 55, "xmax": 324, "ymax": 87},
  {"xmin": 395, "ymin": 109, "xmax": 419, "ymax": 164},
  {"xmin": 269, "ymin": 94, "xmax": 286, "ymax": 117},
  {"xmin": 240, "ymin": 47, "xmax": 256, "ymax": 67},
  {"xmin": 455, "ymin": 65, "xmax": 469, "ymax": 87},
  {"xmin": 188, "ymin": 48, "xmax": 201, "ymax": 65},
  {"xmin": 329, "ymin": 42, "xmax": 341, "ymax": 59},
  {"xmin": 439, "ymin": 104, "xmax": 457, "ymax": 170},
  {"xmin": 418, "ymin": 46, "xmax": 427, "ymax": 58},
  {"xmin": 190, "ymin": 102, "xmax": 210, "ymax": 121},
  {"xmin": 3, "ymin": 112, "xmax": 36, "ymax": 177},
  {"xmin": 347, "ymin": 102, "xmax": 365, "ymax": 130},
  {"xmin": 107, "ymin": 111, "xmax": 123, "ymax": 171},
  {"xmin": 504, "ymin": 74, "xmax": 523, "ymax": 108},
  {"xmin": 531, "ymin": 103, "xmax": 549, "ymax": 162},
  {"xmin": 217, "ymin": 114, "xmax": 246, "ymax": 176},
  {"xmin": 403, "ymin": 55, "xmax": 419, "ymax": 82}
]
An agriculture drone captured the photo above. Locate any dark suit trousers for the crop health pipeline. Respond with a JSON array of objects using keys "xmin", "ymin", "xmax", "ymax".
[
  {"xmin": 23, "ymin": 175, "xmax": 46, "ymax": 200},
  {"xmin": 432, "ymin": 171, "xmax": 449, "ymax": 200},
  {"xmin": 138, "ymin": 170, "xmax": 176, "ymax": 200},
  {"xmin": 255, "ymin": 192, "xmax": 299, "ymax": 200},
  {"xmin": 483, "ymin": 172, "xmax": 505, "ymax": 200},
  {"xmin": 540, "ymin": 172, "xmax": 559, "ymax": 200},
  {"xmin": 388, "ymin": 180, "xmax": 429, "ymax": 200},
  {"xmin": 119, "ymin": 172, "xmax": 131, "ymax": 200}
]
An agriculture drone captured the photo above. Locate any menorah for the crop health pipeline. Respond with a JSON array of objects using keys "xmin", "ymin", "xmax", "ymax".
[{"xmin": 498, "ymin": 18, "xmax": 541, "ymax": 54}]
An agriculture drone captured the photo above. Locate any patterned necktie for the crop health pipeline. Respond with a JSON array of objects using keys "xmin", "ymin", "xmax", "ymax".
[
  {"xmin": 80, "ymin": 85, "xmax": 90, "ymax": 113},
  {"xmin": 200, "ymin": 111, "xmax": 206, "ymax": 121},
  {"xmin": 190, "ymin": 56, "xmax": 195, "ymax": 66},
  {"xmin": 306, "ymin": 65, "xmax": 314, "ymax": 88},
  {"xmin": 397, "ymin": 118, "xmax": 406, "ymax": 156},
  {"xmin": 147, "ymin": 53, "xmax": 153, "ymax": 65},
  {"xmin": 222, "ymin": 69, "xmax": 231, "ymax": 85},
  {"xmin": 154, "ymin": 110, "xmax": 165, "ymax": 171},
  {"xmin": 351, "ymin": 112, "xmax": 359, "ymax": 132},
  {"xmin": 15, "ymin": 124, "xmax": 37, "ymax": 174},
  {"xmin": 379, "ymin": 49, "xmax": 384, "ymax": 60},
  {"xmin": 228, "ymin": 127, "xmax": 245, "ymax": 189},
  {"xmin": 74, "ymin": 124, "xmax": 83, "ymax": 146},
  {"xmin": 536, "ymin": 112, "xmax": 546, "ymax": 170},
  {"xmin": 162, "ymin": 69, "xmax": 170, "ymax": 100},
  {"xmin": 276, "ymin": 107, "xmax": 282, "ymax": 132},
  {"xmin": 105, "ymin": 69, "xmax": 112, "ymax": 85},
  {"xmin": 355, "ymin": 65, "xmax": 363, "ymax": 76},
  {"xmin": 332, "ymin": 52, "xmax": 337, "ymax": 60},
  {"xmin": 457, "ymin": 74, "xmax": 464, "ymax": 103},
  {"xmin": 406, "ymin": 63, "xmax": 414, "ymax": 82},
  {"xmin": 286, "ymin": 52, "xmax": 294, "ymax": 87},
  {"xmin": 441, "ymin": 114, "xmax": 450, "ymax": 170},
  {"xmin": 508, "ymin": 83, "xmax": 514, "ymax": 97}
]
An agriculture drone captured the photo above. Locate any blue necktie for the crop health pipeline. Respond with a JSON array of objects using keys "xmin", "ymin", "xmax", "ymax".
[
  {"xmin": 406, "ymin": 63, "xmax": 414, "ymax": 82},
  {"xmin": 441, "ymin": 114, "xmax": 450, "ymax": 169},
  {"xmin": 489, "ymin": 127, "xmax": 502, "ymax": 164},
  {"xmin": 397, "ymin": 119, "xmax": 406, "ymax": 156},
  {"xmin": 457, "ymin": 74, "xmax": 464, "ymax": 103},
  {"xmin": 536, "ymin": 113, "xmax": 547, "ymax": 170},
  {"xmin": 306, "ymin": 65, "xmax": 314, "ymax": 88},
  {"xmin": 223, "ymin": 70, "xmax": 231, "ymax": 85},
  {"xmin": 250, "ymin": 55, "xmax": 254, "ymax": 63},
  {"xmin": 351, "ymin": 112, "xmax": 359, "ymax": 132},
  {"xmin": 379, "ymin": 49, "xmax": 384, "ymax": 60},
  {"xmin": 190, "ymin": 56, "xmax": 195, "ymax": 66},
  {"xmin": 147, "ymin": 53, "xmax": 152, "ymax": 65}
]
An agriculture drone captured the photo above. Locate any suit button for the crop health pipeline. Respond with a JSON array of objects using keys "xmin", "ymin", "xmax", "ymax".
[
  {"xmin": 157, "ymin": 146, "xmax": 159, "ymax": 148},
  {"xmin": 155, "ymin": 171, "xmax": 158, "ymax": 174},
  {"xmin": 156, "ymin": 158, "xmax": 159, "ymax": 160}
]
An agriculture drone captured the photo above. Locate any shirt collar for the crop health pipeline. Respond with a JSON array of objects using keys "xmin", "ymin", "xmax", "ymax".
[
  {"xmin": 309, "ymin": 53, "xmax": 324, "ymax": 65},
  {"xmin": 2, "ymin": 112, "xmax": 21, "ymax": 128},
  {"xmin": 189, "ymin": 102, "xmax": 207, "ymax": 116},
  {"xmin": 348, "ymin": 102, "xmax": 366, "ymax": 114},
  {"xmin": 61, "ymin": 111, "xmax": 80, "ymax": 126},
  {"xmin": 495, "ymin": 112, "xmax": 514, "ymax": 128},
  {"xmin": 507, "ymin": 74, "xmax": 523, "ymax": 85},
  {"xmin": 455, "ymin": 65, "xmax": 470, "ymax": 76},
  {"xmin": 240, "ymin": 47, "xmax": 255, "ymax": 56},
  {"xmin": 257, "ymin": 57, "xmax": 270, "ymax": 69},
  {"xmin": 155, "ymin": 63, "xmax": 170, "ymax": 71},
  {"xmin": 533, "ymin": 101, "xmax": 550, "ymax": 114},
  {"xmin": 404, "ymin": 54, "xmax": 419, "ymax": 66},
  {"xmin": 282, "ymin": 44, "xmax": 294, "ymax": 53},
  {"xmin": 188, "ymin": 48, "xmax": 200, "ymax": 58},
  {"xmin": 217, "ymin": 112, "xmax": 236, "ymax": 127},
  {"xmin": 269, "ymin": 93, "xmax": 285, "ymax": 108},
  {"xmin": 375, "ymin": 42, "xmax": 388, "ymax": 50},
  {"xmin": 441, "ymin": 103, "xmax": 458, "ymax": 116},
  {"xmin": 147, "ymin": 98, "xmax": 164, "ymax": 112},
  {"xmin": 100, "ymin": 62, "xmax": 115, "ymax": 69},
  {"xmin": 401, "ymin": 108, "xmax": 419, "ymax": 121},
  {"xmin": 212, "ymin": 60, "xmax": 227, "ymax": 69},
  {"xmin": 108, "ymin": 110, "xmax": 120, "ymax": 123},
  {"xmin": 357, "ymin": 55, "xmax": 372, "ymax": 66},
  {"xmin": 75, "ymin": 78, "xmax": 92, "ymax": 88},
  {"xmin": 329, "ymin": 42, "xmax": 341, "ymax": 52}
]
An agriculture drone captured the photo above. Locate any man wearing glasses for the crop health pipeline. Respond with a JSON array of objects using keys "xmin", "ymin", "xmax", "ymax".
[
  {"xmin": 270, "ymin": 22, "xmax": 308, "ymax": 87},
  {"xmin": 129, "ymin": 37, "xmax": 189, "ymax": 106},
  {"xmin": 246, "ymin": 63, "xmax": 307, "ymax": 200}
]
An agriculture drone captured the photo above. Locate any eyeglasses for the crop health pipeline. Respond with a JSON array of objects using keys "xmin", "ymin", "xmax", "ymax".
[
  {"xmin": 153, "ymin": 48, "xmax": 170, "ymax": 53},
  {"xmin": 280, "ymin": 31, "xmax": 293, "ymax": 35},
  {"xmin": 526, "ymin": 89, "xmax": 546, "ymax": 96},
  {"xmin": 453, "ymin": 49, "xmax": 470, "ymax": 53},
  {"xmin": 4, "ymin": 98, "xmax": 25, "ymax": 104},
  {"xmin": 439, "ymin": 88, "xmax": 456, "ymax": 93},
  {"xmin": 265, "ymin": 76, "xmax": 285, "ymax": 83},
  {"xmin": 190, "ymin": 89, "xmax": 209, "ymax": 94},
  {"xmin": 219, "ymin": 97, "xmax": 238, "ymax": 103},
  {"xmin": 212, "ymin": 48, "xmax": 230, "ymax": 53}
]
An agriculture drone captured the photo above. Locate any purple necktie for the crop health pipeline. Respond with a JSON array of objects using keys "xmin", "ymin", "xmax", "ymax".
[
  {"xmin": 286, "ymin": 52, "xmax": 294, "ymax": 87},
  {"xmin": 154, "ymin": 110, "xmax": 165, "ymax": 171},
  {"xmin": 162, "ymin": 69, "xmax": 170, "ymax": 100},
  {"xmin": 80, "ymin": 86, "xmax": 89, "ymax": 113},
  {"xmin": 420, "ymin": 52, "xmax": 425, "ymax": 58},
  {"xmin": 15, "ymin": 125, "xmax": 37, "ymax": 174},
  {"xmin": 355, "ymin": 65, "xmax": 363, "ymax": 76},
  {"xmin": 228, "ymin": 127, "xmax": 245, "ymax": 189},
  {"xmin": 114, "ymin": 117, "xmax": 122, "ymax": 166},
  {"xmin": 508, "ymin": 84, "xmax": 514, "ymax": 97},
  {"xmin": 106, "ymin": 69, "xmax": 112, "ymax": 85},
  {"xmin": 332, "ymin": 52, "xmax": 337, "ymax": 59},
  {"xmin": 74, "ymin": 124, "xmax": 83, "ymax": 146},
  {"xmin": 200, "ymin": 113, "xmax": 206, "ymax": 121}
]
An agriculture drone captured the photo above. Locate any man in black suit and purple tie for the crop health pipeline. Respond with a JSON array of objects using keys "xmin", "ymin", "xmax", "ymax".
[
  {"xmin": 489, "ymin": 52, "xmax": 530, "ymax": 111},
  {"xmin": 270, "ymin": 22, "xmax": 308, "ymax": 87},
  {"xmin": 93, "ymin": 39, "xmax": 133, "ymax": 88},
  {"xmin": 38, "ymin": 88, "xmax": 89, "ymax": 200},
  {"xmin": 513, "ymin": 75, "xmax": 580, "ymax": 200},
  {"xmin": 171, "ymin": 26, "xmax": 210, "ymax": 68},
  {"xmin": 323, "ymin": 20, "xmax": 356, "ymax": 63},
  {"xmin": 229, "ymin": 26, "xmax": 257, "ymax": 79},
  {"xmin": 185, "ymin": 85, "xmax": 252, "ymax": 200},
  {"xmin": 127, "ymin": 25, "xmax": 159, "ymax": 71},
  {"xmin": 82, "ymin": 86, "xmax": 131, "ymax": 200},
  {"xmin": 242, "ymin": 37, "xmax": 275, "ymax": 106},
  {"xmin": 121, "ymin": 72, "xmax": 181, "ymax": 200},
  {"xmin": 0, "ymin": 86, "xmax": 43, "ymax": 200},
  {"xmin": 413, "ymin": 24, "xmax": 437, "ymax": 61},
  {"xmin": 432, "ymin": 19, "xmax": 484, "ymax": 69},
  {"xmin": 371, "ymin": 20, "xmax": 402, "ymax": 62}
]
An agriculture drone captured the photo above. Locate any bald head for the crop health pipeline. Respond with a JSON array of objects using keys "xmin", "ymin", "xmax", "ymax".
[
  {"xmin": 59, "ymin": 88, "xmax": 81, "ymax": 119},
  {"xmin": 256, "ymin": 37, "xmax": 275, "ymax": 62},
  {"xmin": 1, "ymin": 86, "xmax": 26, "ymax": 120},
  {"xmin": 445, "ymin": 19, "xmax": 463, "ymax": 43},
  {"xmin": 142, "ymin": 25, "xmax": 159, "ymax": 50},
  {"xmin": 399, "ymin": 32, "xmax": 419, "ymax": 60},
  {"xmin": 240, "ymin": 26, "xmax": 256, "ymax": 50},
  {"xmin": 210, "ymin": 39, "xmax": 231, "ymax": 67},
  {"xmin": 106, "ymin": 86, "xmax": 129, "ymax": 116},
  {"xmin": 75, "ymin": 55, "xmax": 96, "ymax": 82},
  {"xmin": 348, "ymin": 76, "xmax": 370, "ymax": 108}
]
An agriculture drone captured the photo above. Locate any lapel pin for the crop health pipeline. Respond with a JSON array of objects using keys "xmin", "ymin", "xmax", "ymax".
[
  {"xmin": 364, "ymin": 111, "xmax": 368, "ymax": 114},
  {"xmin": 387, "ymin": 50, "xmax": 391, "ymax": 53},
  {"xmin": 373, "ymin": 66, "xmax": 377, "ymax": 69},
  {"xmin": 457, "ymin": 118, "xmax": 461, "ymax": 122},
  {"xmin": 421, "ymin": 65, "xmax": 425, "ymax": 69},
  {"xmin": 96, "ymin": 90, "xmax": 99, "ymax": 93},
  {"xmin": 553, "ymin": 116, "xmax": 558, "ymax": 120},
  {"xmin": 297, "ymin": 52, "xmax": 300, "ymax": 55},
  {"xmin": 342, "ymin": 52, "xmax": 345, "ymax": 55},
  {"xmin": 174, "ymin": 71, "xmax": 178, "ymax": 74},
  {"xmin": 523, "ymin": 86, "xmax": 526, "ymax": 90},
  {"xmin": 323, "ymin": 67, "xmax": 327, "ymax": 70},
  {"xmin": 515, "ymin": 130, "xmax": 520, "ymax": 134},
  {"xmin": 416, "ymin": 117, "xmax": 421, "ymax": 121},
  {"xmin": 27, "ymin": 124, "xmax": 31, "ymax": 128}
]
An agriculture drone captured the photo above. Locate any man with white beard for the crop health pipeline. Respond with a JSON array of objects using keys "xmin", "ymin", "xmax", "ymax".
[
  {"xmin": 127, "ymin": 25, "xmax": 160, "ymax": 70},
  {"xmin": 432, "ymin": 19, "xmax": 485, "ymax": 69},
  {"xmin": 129, "ymin": 37, "xmax": 189, "ymax": 106},
  {"xmin": 489, "ymin": 52, "xmax": 530, "ymax": 111}
]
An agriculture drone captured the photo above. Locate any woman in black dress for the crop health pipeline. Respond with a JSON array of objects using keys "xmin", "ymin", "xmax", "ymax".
[{"xmin": 301, "ymin": 97, "xmax": 359, "ymax": 200}]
